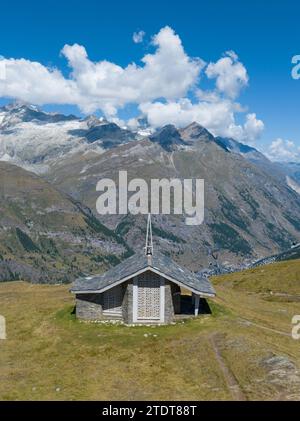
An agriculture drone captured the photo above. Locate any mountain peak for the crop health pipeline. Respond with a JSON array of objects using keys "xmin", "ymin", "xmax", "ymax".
[
  {"xmin": 83, "ymin": 115, "xmax": 109, "ymax": 129},
  {"xmin": 180, "ymin": 121, "xmax": 214, "ymax": 142},
  {"xmin": 2, "ymin": 101, "xmax": 40, "ymax": 113},
  {"xmin": 0, "ymin": 102, "xmax": 78, "ymax": 127},
  {"xmin": 186, "ymin": 121, "xmax": 204, "ymax": 129},
  {"xmin": 158, "ymin": 124, "xmax": 178, "ymax": 132},
  {"xmin": 149, "ymin": 124, "xmax": 186, "ymax": 151},
  {"xmin": 216, "ymin": 136, "xmax": 270, "ymax": 161}
]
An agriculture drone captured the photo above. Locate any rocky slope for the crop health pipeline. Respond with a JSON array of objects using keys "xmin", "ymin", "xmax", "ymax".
[
  {"xmin": 0, "ymin": 103, "xmax": 138, "ymax": 174},
  {"xmin": 216, "ymin": 136, "xmax": 300, "ymax": 194},
  {"xmin": 0, "ymin": 162, "xmax": 130, "ymax": 282},
  {"xmin": 46, "ymin": 122, "xmax": 300, "ymax": 271},
  {"xmin": 252, "ymin": 243, "xmax": 300, "ymax": 267},
  {"xmin": 1, "ymin": 104, "xmax": 300, "ymax": 278}
]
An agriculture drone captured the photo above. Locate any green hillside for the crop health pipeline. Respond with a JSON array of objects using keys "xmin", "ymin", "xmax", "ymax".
[
  {"xmin": 0, "ymin": 162, "xmax": 131, "ymax": 283},
  {"xmin": 213, "ymin": 259, "xmax": 300, "ymax": 296},
  {"xmin": 1, "ymin": 259, "xmax": 300, "ymax": 400}
]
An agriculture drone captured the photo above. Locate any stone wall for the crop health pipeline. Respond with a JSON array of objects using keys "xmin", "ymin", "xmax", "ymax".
[
  {"xmin": 76, "ymin": 293, "xmax": 103, "ymax": 320},
  {"xmin": 164, "ymin": 280, "xmax": 174, "ymax": 323},
  {"xmin": 76, "ymin": 281, "xmax": 134, "ymax": 322},
  {"xmin": 122, "ymin": 280, "xmax": 133, "ymax": 324}
]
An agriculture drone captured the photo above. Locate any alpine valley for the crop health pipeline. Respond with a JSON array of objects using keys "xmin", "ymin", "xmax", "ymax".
[{"xmin": 1, "ymin": 102, "xmax": 300, "ymax": 282}]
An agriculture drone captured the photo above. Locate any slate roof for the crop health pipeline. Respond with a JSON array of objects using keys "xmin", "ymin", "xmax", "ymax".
[{"xmin": 71, "ymin": 251, "xmax": 215, "ymax": 296}]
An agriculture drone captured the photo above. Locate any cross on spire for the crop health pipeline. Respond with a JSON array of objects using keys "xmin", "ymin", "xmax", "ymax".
[{"xmin": 144, "ymin": 213, "xmax": 153, "ymax": 256}]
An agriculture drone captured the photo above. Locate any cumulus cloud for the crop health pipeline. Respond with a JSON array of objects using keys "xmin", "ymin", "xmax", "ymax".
[
  {"xmin": 133, "ymin": 30, "xmax": 145, "ymax": 43},
  {"xmin": 61, "ymin": 26, "xmax": 203, "ymax": 115},
  {"xmin": 0, "ymin": 27, "xmax": 202, "ymax": 116},
  {"xmin": 140, "ymin": 100, "xmax": 263, "ymax": 142},
  {"xmin": 267, "ymin": 138, "xmax": 300, "ymax": 162},
  {"xmin": 243, "ymin": 113, "xmax": 265, "ymax": 143},
  {"xmin": 0, "ymin": 26, "xmax": 264, "ymax": 143},
  {"xmin": 0, "ymin": 58, "xmax": 77, "ymax": 105},
  {"xmin": 206, "ymin": 51, "xmax": 248, "ymax": 99},
  {"xmin": 136, "ymin": 47, "xmax": 261, "ymax": 143},
  {"xmin": 140, "ymin": 98, "xmax": 237, "ymax": 132}
]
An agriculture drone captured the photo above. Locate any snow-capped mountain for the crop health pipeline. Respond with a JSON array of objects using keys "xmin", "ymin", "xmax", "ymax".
[
  {"xmin": 0, "ymin": 103, "xmax": 138, "ymax": 173},
  {"xmin": 1, "ymin": 102, "xmax": 300, "ymax": 197},
  {"xmin": 1, "ymin": 103, "xmax": 300, "ymax": 281},
  {"xmin": 0, "ymin": 102, "xmax": 78, "ymax": 127}
]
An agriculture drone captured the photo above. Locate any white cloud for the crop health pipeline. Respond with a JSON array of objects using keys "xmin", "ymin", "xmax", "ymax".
[
  {"xmin": 0, "ymin": 27, "xmax": 203, "ymax": 116},
  {"xmin": 267, "ymin": 138, "xmax": 300, "ymax": 162},
  {"xmin": 0, "ymin": 26, "xmax": 264, "ymax": 143},
  {"xmin": 140, "ymin": 98, "xmax": 236, "ymax": 132},
  {"xmin": 243, "ymin": 113, "xmax": 264, "ymax": 143},
  {"xmin": 0, "ymin": 58, "xmax": 77, "ymax": 105},
  {"xmin": 140, "ymin": 100, "xmax": 263, "ymax": 142},
  {"xmin": 225, "ymin": 50, "xmax": 239, "ymax": 61},
  {"xmin": 138, "ymin": 48, "xmax": 261, "ymax": 143},
  {"xmin": 133, "ymin": 30, "xmax": 145, "ymax": 44},
  {"xmin": 206, "ymin": 51, "xmax": 248, "ymax": 99},
  {"xmin": 0, "ymin": 58, "xmax": 6, "ymax": 81}
]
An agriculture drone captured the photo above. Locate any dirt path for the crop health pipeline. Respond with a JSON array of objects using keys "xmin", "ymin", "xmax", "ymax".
[
  {"xmin": 209, "ymin": 333, "xmax": 247, "ymax": 401},
  {"xmin": 238, "ymin": 318, "xmax": 290, "ymax": 337},
  {"xmin": 215, "ymin": 291, "xmax": 290, "ymax": 337}
]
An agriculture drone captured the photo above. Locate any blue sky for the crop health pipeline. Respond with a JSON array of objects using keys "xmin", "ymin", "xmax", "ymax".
[{"xmin": 1, "ymin": 0, "xmax": 300, "ymax": 160}]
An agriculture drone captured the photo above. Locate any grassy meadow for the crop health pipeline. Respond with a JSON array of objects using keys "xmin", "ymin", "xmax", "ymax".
[{"xmin": 0, "ymin": 259, "xmax": 300, "ymax": 400}]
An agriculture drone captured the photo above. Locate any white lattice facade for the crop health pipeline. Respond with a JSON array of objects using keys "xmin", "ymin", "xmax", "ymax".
[{"xmin": 134, "ymin": 272, "xmax": 164, "ymax": 323}]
